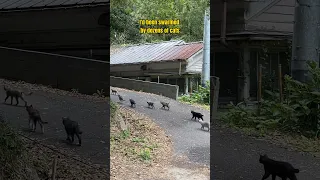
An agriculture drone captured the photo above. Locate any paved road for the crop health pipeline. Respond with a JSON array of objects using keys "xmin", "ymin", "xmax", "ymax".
[
  {"xmin": 211, "ymin": 124, "xmax": 320, "ymax": 180},
  {"xmin": 111, "ymin": 87, "xmax": 320, "ymax": 180},
  {"xmin": 0, "ymin": 88, "xmax": 109, "ymax": 165},
  {"xmin": 111, "ymin": 87, "xmax": 210, "ymax": 167}
]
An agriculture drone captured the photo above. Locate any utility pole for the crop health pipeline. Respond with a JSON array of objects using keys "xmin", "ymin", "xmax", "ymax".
[
  {"xmin": 291, "ymin": 0, "xmax": 320, "ymax": 83},
  {"xmin": 202, "ymin": 8, "xmax": 210, "ymax": 87}
]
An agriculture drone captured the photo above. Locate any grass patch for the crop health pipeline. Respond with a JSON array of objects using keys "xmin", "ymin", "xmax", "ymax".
[
  {"xmin": 110, "ymin": 101, "xmax": 173, "ymax": 179},
  {"xmin": 139, "ymin": 148, "xmax": 151, "ymax": 161},
  {"xmin": 0, "ymin": 122, "xmax": 26, "ymax": 179}
]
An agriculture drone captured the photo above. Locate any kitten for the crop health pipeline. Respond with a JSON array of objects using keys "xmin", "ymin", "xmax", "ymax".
[
  {"xmin": 111, "ymin": 89, "xmax": 117, "ymax": 95},
  {"xmin": 160, "ymin": 101, "xmax": 170, "ymax": 110},
  {"xmin": 4, "ymin": 86, "xmax": 32, "ymax": 106},
  {"xmin": 62, "ymin": 117, "xmax": 82, "ymax": 146},
  {"xmin": 147, "ymin": 101, "xmax": 155, "ymax": 109},
  {"xmin": 198, "ymin": 119, "xmax": 210, "ymax": 131},
  {"xmin": 26, "ymin": 105, "xmax": 48, "ymax": 133},
  {"xmin": 118, "ymin": 95, "xmax": 125, "ymax": 102},
  {"xmin": 129, "ymin": 99, "xmax": 136, "ymax": 108},
  {"xmin": 259, "ymin": 154, "xmax": 299, "ymax": 180},
  {"xmin": 191, "ymin": 110, "xmax": 204, "ymax": 121}
]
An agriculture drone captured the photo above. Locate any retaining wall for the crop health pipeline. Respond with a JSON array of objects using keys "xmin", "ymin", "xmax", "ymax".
[
  {"xmin": 0, "ymin": 47, "xmax": 109, "ymax": 96},
  {"xmin": 110, "ymin": 76, "xmax": 179, "ymax": 99}
]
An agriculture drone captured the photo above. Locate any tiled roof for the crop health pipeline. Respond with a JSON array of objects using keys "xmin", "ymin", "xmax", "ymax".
[
  {"xmin": 110, "ymin": 40, "xmax": 203, "ymax": 65},
  {"xmin": 0, "ymin": 0, "xmax": 109, "ymax": 11}
]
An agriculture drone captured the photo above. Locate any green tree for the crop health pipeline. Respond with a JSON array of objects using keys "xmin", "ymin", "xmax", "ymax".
[{"xmin": 110, "ymin": 0, "xmax": 210, "ymax": 44}]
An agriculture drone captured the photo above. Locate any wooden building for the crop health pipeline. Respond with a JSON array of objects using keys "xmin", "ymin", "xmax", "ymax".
[
  {"xmin": 212, "ymin": 0, "xmax": 295, "ymax": 103},
  {"xmin": 0, "ymin": 0, "xmax": 109, "ymax": 61}
]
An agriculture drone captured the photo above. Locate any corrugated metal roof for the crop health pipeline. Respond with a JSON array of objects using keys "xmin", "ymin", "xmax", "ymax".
[
  {"xmin": 110, "ymin": 41, "xmax": 203, "ymax": 65},
  {"xmin": 152, "ymin": 42, "xmax": 203, "ymax": 62},
  {"xmin": 110, "ymin": 40, "xmax": 185, "ymax": 65},
  {"xmin": 0, "ymin": 0, "xmax": 108, "ymax": 11}
]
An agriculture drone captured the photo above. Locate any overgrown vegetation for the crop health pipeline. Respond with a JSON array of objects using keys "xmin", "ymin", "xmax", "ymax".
[
  {"xmin": 222, "ymin": 61, "xmax": 320, "ymax": 139},
  {"xmin": 179, "ymin": 81, "xmax": 210, "ymax": 107},
  {"xmin": 93, "ymin": 89, "xmax": 105, "ymax": 98},
  {"xmin": 110, "ymin": 102, "xmax": 168, "ymax": 163},
  {"xmin": 0, "ymin": 122, "xmax": 26, "ymax": 179},
  {"xmin": 110, "ymin": 100, "xmax": 117, "ymax": 119}
]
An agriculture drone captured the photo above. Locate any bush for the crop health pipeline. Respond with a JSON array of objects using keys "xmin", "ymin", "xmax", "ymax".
[
  {"xmin": 179, "ymin": 81, "xmax": 210, "ymax": 105},
  {"xmin": 222, "ymin": 61, "xmax": 320, "ymax": 138}
]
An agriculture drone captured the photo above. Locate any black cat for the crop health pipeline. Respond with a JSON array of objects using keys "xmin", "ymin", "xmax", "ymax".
[
  {"xmin": 259, "ymin": 154, "xmax": 299, "ymax": 180},
  {"xmin": 191, "ymin": 110, "xmax": 204, "ymax": 121},
  {"xmin": 129, "ymin": 99, "xmax": 136, "ymax": 108}
]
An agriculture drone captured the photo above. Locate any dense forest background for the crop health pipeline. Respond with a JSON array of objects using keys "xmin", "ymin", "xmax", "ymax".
[{"xmin": 110, "ymin": 0, "xmax": 210, "ymax": 45}]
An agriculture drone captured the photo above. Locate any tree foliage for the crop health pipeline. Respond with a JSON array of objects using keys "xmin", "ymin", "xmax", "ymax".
[{"xmin": 110, "ymin": 0, "xmax": 210, "ymax": 45}]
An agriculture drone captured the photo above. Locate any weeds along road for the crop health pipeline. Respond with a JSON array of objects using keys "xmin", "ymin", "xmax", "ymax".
[
  {"xmin": 111, "ymin": 87, "xmax": 320, "ymax": 180},
  {"xmin": 110, "ymin": 87, "xmax": 210, "ymax": 167},
  {"xmin": 0, "ymin": 87, "xmax": 109, "ymax": 165}
]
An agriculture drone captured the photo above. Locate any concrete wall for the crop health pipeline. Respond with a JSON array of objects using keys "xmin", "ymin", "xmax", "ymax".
[
  {"xmin": 110, "ymin": 76, "xmax": 179, "ymax": 100},
  {"xmin": 0, "ymin": 47, "xmax": 109, "ymax": 96}
]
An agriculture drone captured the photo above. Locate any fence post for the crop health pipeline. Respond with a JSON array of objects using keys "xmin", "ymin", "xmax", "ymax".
[
  {"xmin": 278, "ymin": 64, "xmax": 283, "ymax": 102},
  {"xmin": 257, "ymin": 64, "xmax": 262, "ymax": 115},
  {"xmin": 211, "ymin": 76, "xmax": 220, "ymax": 121},
  {"xmin": 51, "ymin": 156, "xmax": 58, "ymax": 180}
]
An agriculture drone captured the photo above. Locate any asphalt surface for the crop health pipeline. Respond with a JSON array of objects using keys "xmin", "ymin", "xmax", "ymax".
[
  {"xmin": 210, "ymin": 125, "xmax": 320, "ymax": 180},
  {"xmin": 111, "ymin": 87, "xmax": 320, "ymax": 180},
  {"xmin": 0, "ymin": 88, "xmax": 109, "ymax": 165},
  {"xmin": 111, "ymin": 87, "xmax": 211, "ymax": 167}
]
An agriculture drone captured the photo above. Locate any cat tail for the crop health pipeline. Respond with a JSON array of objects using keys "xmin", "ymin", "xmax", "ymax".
[{"xmin": 293, "ymin": 169, "xmax": 299, "ymax": 173}]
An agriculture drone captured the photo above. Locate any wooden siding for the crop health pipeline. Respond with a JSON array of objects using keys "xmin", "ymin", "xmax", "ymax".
[
  {"xmin": 211, "ymin": 0, "xmax": 296, "ymax": 36},
  {"xmin": 211, "ymin": 0, "xmax": 246, "ymax": 34},
  {"xmin": 186, "ymin": 50, "xmax": 203, "ymax": 73},
  {"xmin": 0, "ymin": 6, "xmax": 108, "ymax": 49},
  {"xmin": 245, "ymin": 0, "xmax": 295, "ymax": 33}
]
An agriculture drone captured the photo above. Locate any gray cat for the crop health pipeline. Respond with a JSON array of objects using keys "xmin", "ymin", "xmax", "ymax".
[{"xmin": 198, "ymin": 119, "xmax": 210, "ymax": 131}]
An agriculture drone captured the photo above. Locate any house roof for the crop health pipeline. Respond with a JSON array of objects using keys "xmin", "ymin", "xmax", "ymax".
[
  {"xmin": 0, "ymin": 0, "xmax": 109, "ymax": 12},
  {"xmin": 155, "ymin": 42, "xmax": 203, "ymax": 61},
  {"xmin": 110, "ymin": 40, "xmax": 203, "ymax": 65}
]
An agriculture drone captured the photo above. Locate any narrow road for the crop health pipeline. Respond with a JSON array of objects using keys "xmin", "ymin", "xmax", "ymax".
[
  {"xmin": 111, "ymin": 87, "xmax": 210, "ymax": 167},
  {"xmin": 111, "ymin": 87, "xmax": 320, "ymax": 180},
  {"xmin": 0, "ymin": 86, "xmax": 109, "ymax": 165},
  {"xmin": 210, "ymin": 123, "xmax": 320, "ymax": 180}
]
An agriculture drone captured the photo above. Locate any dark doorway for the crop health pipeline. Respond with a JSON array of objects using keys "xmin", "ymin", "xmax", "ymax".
[{"xmin": 214, "ymin": 52, "xmax": 239, "ymax": 103}]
